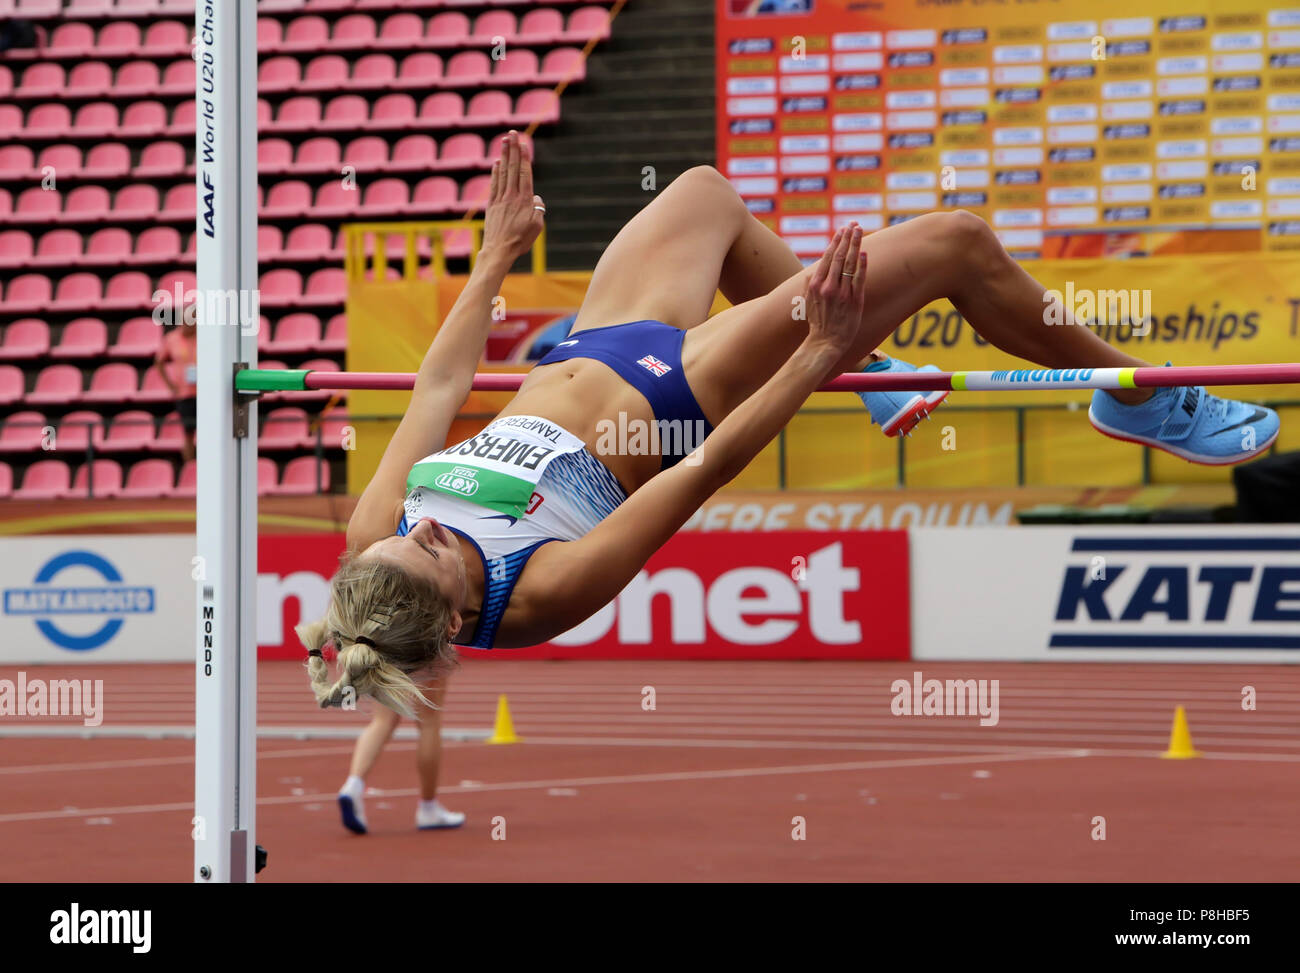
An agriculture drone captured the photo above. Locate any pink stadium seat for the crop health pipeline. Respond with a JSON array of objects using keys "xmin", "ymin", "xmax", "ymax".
[
  {"xmin": 53, "ymin": 272, "xmax": 103, "ymax": 311},
  {"xmin": 169, "ymin": 101, "xmax": 197, "ymax": 134},
  {"xmin": 134, "ymin": 226, "xmax": 182, "ymax": 262},
  {"xmin": 259, "ymin": 99, "xmax": 273, "ymax": 127},
  {"xmin": 379, "ymin": 13, "xmax": 423, "ymax": 49},
  {"xmin": 353, "ymin": 53, "xmax": 397, "ymax": 89},
  {"xmin": 102, "ymin": 271, "xmax": 153, "ymax": 310},
  {"xmin": 28, "ymin": 364, "xmax": 84, "ymax": 405},
  {"xmin": 516, "ymin": 88, "xmax": 560, "ymax": 125},
  {"xmin": 174, "ymin": 458, "xmax": 197, "ymax": 498},
  {"xmin": 16, "ymin": 0, "xmax": 61, "ymax": 13},
  {"xmin": 305, "ymin": 0, "xmax": 353, "ymax": 10},
  {"xmin": 0, "ymin": 230, "xmax": 34, "ymax": 267},
  {"xmin": 4, "ymin": 273, "xmax": 53, "ymax": 312},
  {"xmin": 472, "ymin": 10, "xmax": 517, "ymax": 43},
  {"xmin": 53, "ymin": 318, "xmax": 108, "ymax": 360},
  {"xmin": 460, "ymin": 173, "xmax": 492, "ymax": 208},
  {"xmin": 160, "ymin": 184, "xmax": 195, "ymax": 220},
  {"xmin": 371, "ymin": 93, "xmax": 416, "ymax": 128},
  {"xmin": 259, "ymin": 225, "xmax": 283, "ymax": 259},
  {"xmin": 260, "ymin": 56, "xmax": 301, "ymax": 91},
  {"xmin": 413, "ymin": 176, "xmax": 458, "ymax": 211},
  {"xmin": 361, "ymin": 178, "xmax": 409, "ymax": 215},
  {"xmin": 321, "ymin": 313, "xmax": 347, "ymax": 352},
  {"xmin": 282, "ymin": 224, "xmax": 333, "ymax": 259},
  {"xmin": 64, "ymin": 185, "xmax": 112, "ymax": 222},
  {"xmin": 0, "ymin": 107, "xmax": 20, "ymax": 139},
  {"xmin": 28, "ymin": 104, "xmax": 73, "ymax": 137},
  {"xmin": 445, "ymin": 50, "xmax": 491, "ymax": 85},
  {"xmin": 439, "ymin": 132, "xmax": 485, "ymax": 167},
  {"xmin": 334, "ymin": 14, "xmax": 378, "ymax": 47},
  {"xmin": 541, "ymin": 47, "xmax": 586, "ymax": 84},
  {"xmin": 120, "ymin": 459, "xmax": 175, "ymax": 499},
  {"xmin": 398, "ymin": 51, "xmax": 443, "ymax": 85},
  {"xmin": 419, "ymin": 92, "xmax": 464, "ymax": 125},
  {"xmin": 114, "ymin": 184, "xmax": 161, "ymax": 219},
  {"xmin": 318, "ymin": 407, "xmax": 350, "ymax": 447},
  {"xmin": 495, "ymin": 49, "xmax": 540, "ymax": 82},
  {"xmin": 261, "ymin": 407, "xmax": 311, "ymax": 449},
  {"xmin": 142, "ymin": 21, "xmax": 189, "ymax": 56},
  {"xmin": 76, "ymin": 102, "xmax": 124, "ymax": 138},
  {"xmin": 18, "ymin": 63, "xmax": 67, "ymax": 97},
  {"xmin": 152, "ymin": 411, "xmax": 184, "ymax": 453},
  {"xmin": 342, "ymin": 135, "xmax": 388, "ymax": 170},
  {"xmin": 119, "ymin": 101, "xmax": 166, "ymax": 137},
  {"xmin": 0, "ymin": 318, "xmax": 50, "ymax": 359},
  {"xmin": 259, "ymin": 138, "xmax": 294, "ymax": 174},
  {"xmin": 567, "ymin": 6, "xmax": 612, "ymax": 42},
  {"xmin": 16, "ymin": 187, "xmax": 61, "ymax": 220},
  {"xmin": 0, "ymin": 66, "xmax": 9, "ymax": 100},
  {"xmin": 110, "ymin": 317, "xmax": 163, "ymax": 358},
  {"xmin": 55, "ymin": 410, "xmax": 106, "ymax": 453},
  {"xmin": 161, "ymin": 59, "xmax": 195, "ymax": 94},
  {"xmin": 294, "ymin": 136, "xmax": 342, "ymax": 173},
  {"xmin": 159, "ymin": 0, "xmax": 195, "ymax": 16},
  {"xmin": 261, "ymin": 269, "xmax": 304, "ymax": 306},
  {"xmin": 0, "ymin": 462, "xmax": 9, "ymax": 498},
  {"xmin": 82, "ymin": 362, "xmax": 140, "ymax": 402},
  {"xmin": 102, "ymin": 410, "xmax": 156, "ymax": 452},
  {"xmin": 0, "ymin": 145, "xmax": 34, "ymax": 177},
  {"xmin": 36, "ymin": 144, "xmax": 82, "ymax": 177},
  {"xmin": 269, "ymin": 313, "xmax": 323, "ymax": 354},
  {"xmin": 301, "ymin": 55, "xmax": 348, "ymax": 91},
  {"xmin": 135, "ymin": 141, "xmax": 186, "ymax": 178},
  {"xmin": 280, "ymin": 455, "xmax": 331, "ymax": 495},
  {"xmin": 114, "ymin": 60, "xmax": 160, "ymax": 96},
  {"xmin": 322, "ymin": 94, "xmax": 369, "ymax": 130},
  {"xmin": 390, "ymin": 134, "xmax": 436, "ymax": 172},
  {"xmin": 427, "ymin": 12, "xmax": 470, "ymax": 45},
  {"xmin": 314, "ymin": 181, "xmax": 358, "ymax": 218},
  {"xmin": 0, "ymin": 188, "xmax": 10, "ymax": 217},
  {"xmin": 277, "ymin": 96, "xmax": 323, "ymax": 128},
  {"xmin": 15, "ymin": 460, "xmax": 71, "ymax": 501},
  {"xmin": 258, "ymin": 456, "xmax": 281, "ymax": 497},
  {"xmin": 117, "ymin": 0, "xmax": 162, "ymax": 12},
  {"xmin": 257, "ymin": 18, "xmax": 284, "ymax": 52},
  {"xmin": 0, "ymin": 366, "xmax": 24, "ymax": 406},
  {"xmin": 69, "ymin": 459, "xmax": 123, "ymax": 499},
  {"xmin": 49, "ymin": 22, "xmax": 96, "ymax": 57},
  {"xmin": 0, "ymin": 411, "xmax": 47, "ymax": 453},
  {"xmin": 466, "ymin": 90, "xmax": 511, "ymax": 125},
  {"xmin": 83, "ymin": 143, "xmax": 131, "ymax": 179},
  {"xmin": 135, "ymin": 367, "xmax": 175, "ymax": 403},
  {"xmin": 303, "ymin": 269, "xmax": 346, "ymax": 304},
  {"xmin": 85, "ymin": 228, "xmax": 132, "ymax": 265},
  {"xmin": 283, "ymin": 16, "xmax": 330, "ymax": 52},
  {"xmin": 517, "ymin": 8, "xmax": 563, "ymax": 44},
  {"xmin": 264, "ymin": 181, "xmax": 312, "ymax": 218}
]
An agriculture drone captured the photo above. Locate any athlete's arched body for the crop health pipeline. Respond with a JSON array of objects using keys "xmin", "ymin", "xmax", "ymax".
[{"xmin": 299, "ymin": 132, "xmax": 1279, "ymax": 712}]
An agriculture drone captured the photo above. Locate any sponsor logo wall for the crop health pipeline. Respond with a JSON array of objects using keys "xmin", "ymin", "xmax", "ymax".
[
  {"xmin": 259, "ymin": 531, "xmax": 911, "ymax": 661},
  {"xmin": 0, "ymin": 536, "xmax": 194, "ymax": 663},
  {"xmin": 911, "ymin": 526, "xmax": 1300, "ymax": 662}
]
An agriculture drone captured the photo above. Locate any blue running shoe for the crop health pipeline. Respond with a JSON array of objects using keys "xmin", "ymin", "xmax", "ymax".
[
  {"xmin": 857, "ymin": 357, "xmax": 949, "ymax": 437},
  {"xmin": 1088, "ymin": 383, "xmax": 1279, "ymax": 465}
]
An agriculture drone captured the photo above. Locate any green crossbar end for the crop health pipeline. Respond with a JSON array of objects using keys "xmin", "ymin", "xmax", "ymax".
[{"xmin": 234, "ymin": 368, "xmax": 310, "ymax": 392}]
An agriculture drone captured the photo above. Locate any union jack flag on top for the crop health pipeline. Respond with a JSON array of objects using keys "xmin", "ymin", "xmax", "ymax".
[{"xmin": 636, "ymin": 354, "xmax": 673, "ymax": 377}]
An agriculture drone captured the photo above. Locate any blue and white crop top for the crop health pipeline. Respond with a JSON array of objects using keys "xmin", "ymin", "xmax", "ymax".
[{"xmin": 399, "ymin": 414, "xmax": 627, "ymax": 649}]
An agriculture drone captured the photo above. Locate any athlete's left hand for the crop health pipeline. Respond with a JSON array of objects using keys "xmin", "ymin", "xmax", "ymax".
[{"xmin": 482, "ymin": 131, "xmax": 545, "ymax": 261}]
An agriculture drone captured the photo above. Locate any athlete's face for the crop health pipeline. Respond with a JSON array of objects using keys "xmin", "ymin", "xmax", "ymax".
[{"xmin": 365, "ymin": 518, "xmax": 468, "ymax": 635}]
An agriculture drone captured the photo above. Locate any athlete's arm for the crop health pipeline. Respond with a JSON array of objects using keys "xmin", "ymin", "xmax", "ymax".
[
  {"xmin": 347, "ymin": 132, "xmax": 546, "ymax": 551},
  {"xmin": 507, "ymin": 226, "xmax": 867, "ymax": 645}
]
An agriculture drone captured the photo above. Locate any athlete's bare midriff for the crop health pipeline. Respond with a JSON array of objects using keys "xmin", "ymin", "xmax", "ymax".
[{"xmin": 494, "ymin": 358, "xmax": 664, "ymax": 494}]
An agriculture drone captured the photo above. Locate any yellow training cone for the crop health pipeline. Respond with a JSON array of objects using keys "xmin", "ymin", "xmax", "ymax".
[
  {"xmin": 486, "ymin": 694, "xmax": 520, "ymax": 745},
  {"xmin": 1161, "ymin": 705, "xmax": 1201, "ymax": 759}
]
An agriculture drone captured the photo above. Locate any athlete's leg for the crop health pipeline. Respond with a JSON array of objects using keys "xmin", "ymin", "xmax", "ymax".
[
  {"xmin": 571, "ymin": 166, "xmax": 804, "ymax": 333},
  {"xmin": 413, "ymin": 680, "xmax": 446, "ymax": 802},
  {"xmin": 348, "ymin": 704, "xmax": 400, "ymax": 779},
  {"xmin": 684, "ymin": 213, "xmax": 1153, "ymax": 423}
]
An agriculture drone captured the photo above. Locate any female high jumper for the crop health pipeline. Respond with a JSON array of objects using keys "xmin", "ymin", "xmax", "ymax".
[{"xmin": 300, "ymin": 132, "xmax": 1279, "ymax": 725}]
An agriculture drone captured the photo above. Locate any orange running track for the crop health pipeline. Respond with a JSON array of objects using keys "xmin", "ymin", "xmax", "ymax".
[{"xmin": 2, "ymin": 659, "xmax": 1298, "ymax": 882}]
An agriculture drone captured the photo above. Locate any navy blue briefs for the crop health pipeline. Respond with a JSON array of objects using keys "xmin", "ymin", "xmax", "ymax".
[{"xmin": 534, "ymin": 319, "xmax": 714, "ymax": 470}]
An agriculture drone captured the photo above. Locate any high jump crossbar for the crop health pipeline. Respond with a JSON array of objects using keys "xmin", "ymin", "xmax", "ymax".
[{"xmin": 234, "ymin": 362, "xmax": 1300, "ymax": 395}]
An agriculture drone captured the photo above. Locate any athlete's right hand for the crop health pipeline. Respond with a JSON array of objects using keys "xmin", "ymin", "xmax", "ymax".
[
  {"xmin": 804, "ymin": 223, "xmax": 867, "ymax": 353},
  {"xmin": 482, "ymin": 130, "xmax": 545, "ymax": 262}
]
